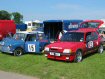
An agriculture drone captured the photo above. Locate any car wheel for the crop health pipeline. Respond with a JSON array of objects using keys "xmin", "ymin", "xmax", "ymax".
[
  {"xmin": 98, "ymin": 45, "xmax": 104, "ymax": 54},
  {"xmin": 74, "ymin": 50, "xmax": 82, "ymax": 62},
  {"xmin": 14, "ymin": 48, "xmax": 23, "ymax": 56}
]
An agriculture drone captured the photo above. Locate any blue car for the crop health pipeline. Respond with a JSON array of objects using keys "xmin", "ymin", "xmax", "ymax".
[{"xmin": 0, "ymin": 31, "xmax": 50, "ymax": 56}]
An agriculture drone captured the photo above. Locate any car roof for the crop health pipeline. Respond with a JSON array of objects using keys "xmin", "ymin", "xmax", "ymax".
[
  {"xmin": 82, "ymin": 20, "xmax": 104, "ymax": 24},
  {"xmin": 16, "ymin": 31, "xmax": 44, "ymax": 34},
  {"xmin": 44, "ymin": 20, "xmax": 83, "ymax": 23},
  {"xmin": 69, "ymin": 28, "xmax": 97, "ymax": 33}
]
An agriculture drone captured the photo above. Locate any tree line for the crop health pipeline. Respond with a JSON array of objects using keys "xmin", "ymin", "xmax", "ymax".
[{"xmin": 0, "ymin": 10, "xmax": 23, "ymax": 24}]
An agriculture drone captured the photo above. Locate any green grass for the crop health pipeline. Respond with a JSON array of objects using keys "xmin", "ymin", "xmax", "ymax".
[{"xmin": 0, "ymin": 52, "xmax": 105, "ymax": 79}]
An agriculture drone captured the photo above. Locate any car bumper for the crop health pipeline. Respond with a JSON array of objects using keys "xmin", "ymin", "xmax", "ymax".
[
  {"xmin": 45, "ymin": 52, "xmax": 75, "ymax": 62},
  {"xmin": 0, "ymin": 45, "xmax": 13, "ymax": 53}
]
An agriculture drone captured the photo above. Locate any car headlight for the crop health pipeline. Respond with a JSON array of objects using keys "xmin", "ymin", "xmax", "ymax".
[
  {"xmin": 7, "ymin": 44, "xmax": 12, "ymax": 49},
  {"xmin": 44, "ymin": 47, "xmax": 49, "ymax": 52},
  {"xmin": 7, "ymin": 46, "xmax": 10, "ymax": 49},
  {"xmin": 0, "ymin": 34, "xmax": 2, "ymax": 37},
  {"xmin": 1, "ymin": 42, "xmax": 4, "ymax": 45},
  {"xmin": 63, "ymin": 49, "xmax": 71, "ymax": 53}
]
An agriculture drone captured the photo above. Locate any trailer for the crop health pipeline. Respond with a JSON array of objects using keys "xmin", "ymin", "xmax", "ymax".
[
  {"xmin": 0, "ymin": 20, "xmax": 16, "ymax": 40},
  {"xmin": 43, "ymin": 20, "xmax": 83, "ymax": 42},
  {"xmin": 16, "ymin": 24, "xmax": 27, "ymax": 32}
]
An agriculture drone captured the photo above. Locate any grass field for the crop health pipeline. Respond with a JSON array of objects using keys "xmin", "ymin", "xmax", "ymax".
[{"xmin": 0, "ymin": 52, "xmax": 105, "ymax": 79}]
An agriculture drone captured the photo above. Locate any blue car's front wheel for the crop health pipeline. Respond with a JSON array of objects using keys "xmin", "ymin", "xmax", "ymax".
[{"xmin": 13, "ymin": 48, "xmax": 23, "ymax": 56}]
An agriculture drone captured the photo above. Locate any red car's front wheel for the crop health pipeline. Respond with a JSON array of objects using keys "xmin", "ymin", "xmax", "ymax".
[{"xmin": 74, "ymin": 50, "xmax": 82, "ymax": 62}]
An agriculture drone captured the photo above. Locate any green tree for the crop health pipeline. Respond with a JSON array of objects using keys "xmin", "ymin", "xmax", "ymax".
[
  {"xmin": 11, "ymin": 12, "xmax": 23, "ymax": 24},
  {"xmin": 0, "ymin": 10, "xmax": 11, "ymax": 20}
]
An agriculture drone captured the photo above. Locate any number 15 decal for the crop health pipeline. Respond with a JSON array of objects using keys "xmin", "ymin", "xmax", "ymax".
[
  {"xmin": 87, "ymin": 41, "xmax": 94, "ymax": 48},
  {"xmin": 28, "ymin": 44, "xmax": 35, "ymax": 52}
]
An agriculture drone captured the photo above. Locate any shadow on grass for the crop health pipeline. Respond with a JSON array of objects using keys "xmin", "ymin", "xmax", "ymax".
[
  {"xmin": 83, "ymin": 52, "xmax": 98, "ymax": 60},
  {"xmin": 47, "ymin": 58, "xmax": 72, "ymax": 63},
  {"xmin": 1, "ymin": 52, "xmax": 13, "ymax": 56},
  {"xmin": 46, "ymin": 52, "xmax": 99, "ymax": 63},
  {"xmin": 0, "ymin": 52, "xmax": 44, "ymax": 56},
  {"xmin": 1, "ymin": 51, "xmax": 99, "ymax": 63}
]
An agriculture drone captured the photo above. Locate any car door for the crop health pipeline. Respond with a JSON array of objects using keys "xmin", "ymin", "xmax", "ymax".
[
  {"xmin": 91, "ymin": 32, "xmax": 99, "ymax": 49},
  {"xmin": 37, "ymin": 33, "xmax": 50, "ymax": 51},
  {"xmin": 86, "ymin": 32, "xmax": 96, "ymax": 53},
  {"xmin": 25, "ymin": 34, "xmax": 40, "ymax": 53}
]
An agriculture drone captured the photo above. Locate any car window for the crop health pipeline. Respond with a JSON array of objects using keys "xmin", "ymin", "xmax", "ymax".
[
  {"xmin": 103, "ymin": 31, "xmax": 105, "ymax": 34},
  {"xmin": 13, "ymin": 33, "xmax": 26, "ymax": 41},
  {"xmin": 26, "ymin": 34, "xmax": 36, "ymax": 41},
  {"xmin": 86, "ymin": 32, "xmax": 92, "ymax": 41},
  {"xmin": 98, "ymin": 29, "xmax": 101, "ymax": 34},
  {"xmin": 38, "ymin": 33, "xmax": 44, "ymax": 40},
  {"xmin": 81, "ymin": 22, "xmax": 100, "ymax": 28},
  {"xmin": 61, "ymin": 32, "xmax": 84, "ymax": 42},
  {"xmin": 100, "ymin": 30, "xmax": 105, "ymax": 34},
  {"xmin": 86, "ymin": 32, "xmax": 98, "ymax": 41},
  {"xmin": 92, "ymin": 32, "xmax": 98, "ymax": 40}
]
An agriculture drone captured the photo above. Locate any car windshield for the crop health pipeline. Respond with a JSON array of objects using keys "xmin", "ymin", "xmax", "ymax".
[
  {"xmin": 61, "ymin": 32, "xmax": 84, "ymax": 42},
  {"xmin": 80, "ymin": 22, "xmax": 100, "ymax": 28},
  {"xmin": 13, "ymin": 33, "xmax": 27, "ymax": 41}
]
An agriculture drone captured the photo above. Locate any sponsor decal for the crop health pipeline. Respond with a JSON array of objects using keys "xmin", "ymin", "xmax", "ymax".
[{"xmin": 68, "ymin": 23, "xmax": 79, "ymax": 29}]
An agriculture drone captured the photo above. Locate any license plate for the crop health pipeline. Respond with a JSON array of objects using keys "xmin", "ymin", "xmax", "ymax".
[
  {"xmin": 55, "ymin": 53, "xmax": 60, "ymax": 56},
  {"xmin": 50, "ymin": 52, "xmax": 60, "ymax": 56},
  {"xmin": 50, "ymin": 52, "xmax": 54, "ymax": 55}
]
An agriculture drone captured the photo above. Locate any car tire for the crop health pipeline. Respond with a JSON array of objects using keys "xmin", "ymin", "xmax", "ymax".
[
  {"xmin": 13, "ymin": 48, "xmax": 23, "ymax": 56},
  {"xmin": 98, "ymin": 45, "xmax": 104, "ymax": 54},
  {"xmin": 74, "ymin": 50, "xmax": 82, "ymax": 62}
]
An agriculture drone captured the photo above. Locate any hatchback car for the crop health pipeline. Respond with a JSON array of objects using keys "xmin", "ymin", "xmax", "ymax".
[
  {"xmin": 44, "ymin": 28, "xmax": 104, "ymax": 62},
  {"xmin": 0, "ymin": 31, "xmax": 49, "ymax": 56}
]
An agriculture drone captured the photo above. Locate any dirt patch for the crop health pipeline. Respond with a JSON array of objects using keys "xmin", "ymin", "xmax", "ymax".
[{"xmin": 0, "ymin": 70, "xmax": 39, "ymax": 79}]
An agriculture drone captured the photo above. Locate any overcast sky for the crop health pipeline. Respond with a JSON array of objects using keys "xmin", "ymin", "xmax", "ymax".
[{"xmin": 0, "ymin": 0, "xmax": 105, "ymax": 21}]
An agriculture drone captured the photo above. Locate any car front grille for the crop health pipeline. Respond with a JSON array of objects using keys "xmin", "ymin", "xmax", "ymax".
[{"xmin": 50, "ymin": 48, "xmax": 58, "ymax": 52}]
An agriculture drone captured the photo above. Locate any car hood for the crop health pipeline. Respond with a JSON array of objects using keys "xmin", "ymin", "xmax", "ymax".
[
  {"xmin": 2, "ymin": 38, "xmax": 24, "ymax": 46},
  {"xmin": 47, "ymin": 41, "xmax": 84, "ymax": 49}
]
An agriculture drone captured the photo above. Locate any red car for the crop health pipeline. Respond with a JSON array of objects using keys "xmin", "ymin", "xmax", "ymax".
[{"xmin": 44, "ymin": 28, "xmax": 104, "ymax": 62}]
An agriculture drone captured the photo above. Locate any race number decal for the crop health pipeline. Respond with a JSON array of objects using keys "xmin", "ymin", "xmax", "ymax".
[
  {"xmin": 87, "ymin": 41, "xmax": 94, "ymax": 48},
  {"xmin": 28, "ymin": 44, "xmax": 35, "ymax": 52}
]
